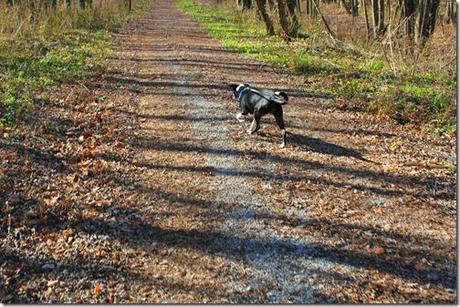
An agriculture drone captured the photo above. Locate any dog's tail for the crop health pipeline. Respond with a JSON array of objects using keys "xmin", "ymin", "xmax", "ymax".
[{"xmin": 273, "ymin": 91, "xmax": 288, "ymax": 105}]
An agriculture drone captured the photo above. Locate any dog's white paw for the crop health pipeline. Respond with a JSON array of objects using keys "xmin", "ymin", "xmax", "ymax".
[{"xmin": 235, "ymin": 113, "xmax": 245, "ymax": 122}]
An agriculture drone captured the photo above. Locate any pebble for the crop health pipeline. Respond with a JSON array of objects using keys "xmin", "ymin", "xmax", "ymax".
[
  {"xmin": 42, "ymin": 263, "xmax": 56, "ymax": 270},
  {"xmin": 47, "ymin": 279, "xmax": 59, "ymax": 287}
]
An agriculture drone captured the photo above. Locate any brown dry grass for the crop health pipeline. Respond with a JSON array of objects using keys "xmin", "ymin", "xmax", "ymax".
[
  {"xmin": 214, "ymin": 0, "xmax": 456, "ymax": 77},
  {"xmin": 0, "ymin": 0, "xmax": 129, "ymax": 43}
]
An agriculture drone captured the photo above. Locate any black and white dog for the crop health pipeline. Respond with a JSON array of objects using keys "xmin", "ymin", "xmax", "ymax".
[{"xmin": 229, "ymin": 83, "xmax": 288, "ymax": 147}]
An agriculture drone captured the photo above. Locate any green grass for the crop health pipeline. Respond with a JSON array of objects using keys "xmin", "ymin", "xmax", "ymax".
[
  {"xmin": 0, "ymin": 0, "xmax": 152, "ymax": 130},
  {"xmin": 0, "ymin": 31, "xmax": 110, "ymax": 128},
  {"xmin": 177, "ymin": 0, "xmax": 456, "ymax": 136}
]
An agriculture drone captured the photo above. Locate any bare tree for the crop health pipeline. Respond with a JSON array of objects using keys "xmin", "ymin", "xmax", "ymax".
[
  {"xmin": 341, "ymin": 0, "xmax": 359, "ymax": 16},
  {"xmin": 305, "ymin": 0, "xmax": 318, "ymax": 18},
  {"xmin": 287, "ymin": 0, "xmax": 301, "ymax": 33},
  {"xmin": 255, "ymin": 0, "xmax": 275, "ymax": 35},
  {"xmin": 277, "ymin": 0, "xmax": 292, "ymax": 37},
  {"xmin": 236, "ymin": 0, "xmax": 252, "ymax": 10},
  {"xmin": 413, "ymin": 0, "xmax": 440, "ymax": 47},
  {"xmin": 362, "ymin": 0, "xmax": 371, "ymax": 36},
  {"xmin": 401, "ymin": 0, "xmax": 441, "ymax": 48},
  {"xmin": 272, "ymin": 0, "xmax": 300, "ymax": 38},
  {"xmin": 311, "ymin": 0, "xmax": 338, "ymax": 41},
  {"xmin": 444, "ymin": 0, "xmax": 455, "ymax": 23},
  {"xmin": 371, "ymin": 0, "xmax": 386, "ymax": 37}
]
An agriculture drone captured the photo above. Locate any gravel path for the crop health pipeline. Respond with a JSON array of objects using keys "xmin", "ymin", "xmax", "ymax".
[{"xmin": 0, "ymin": 0, "xmax": 456, "ymax": 303}]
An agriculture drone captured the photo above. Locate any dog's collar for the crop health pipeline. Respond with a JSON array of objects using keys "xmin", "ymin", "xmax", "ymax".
[
  {"xmin": 235, "ymin": 84, "xmax": 250, "ymax": 100},
  {"xmin": 236, "ymin": 84, "xmax": 245, "ymax": 92}
]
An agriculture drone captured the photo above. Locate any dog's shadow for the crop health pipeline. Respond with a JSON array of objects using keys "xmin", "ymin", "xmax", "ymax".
[{"xmin": 288, "ymin": 132, "xmax": 375, "ymax": 163}]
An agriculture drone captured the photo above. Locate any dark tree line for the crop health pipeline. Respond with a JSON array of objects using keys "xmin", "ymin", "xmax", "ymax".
[{"xmin": 237, "ymin": 0, "xmax": 455, "ymax": 48}]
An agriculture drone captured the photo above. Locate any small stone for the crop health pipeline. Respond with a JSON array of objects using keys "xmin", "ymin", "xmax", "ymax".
[
  {"xmin": 63, "ymin": 228, "xmax": 74, "ymax": 238},
  {"xmin": 42, "ymin": 263, "xmax": 55, "ymax": 270},
  {"xmin": 47, "ymin": 279, "xmax": 59, "ymax": 287}
]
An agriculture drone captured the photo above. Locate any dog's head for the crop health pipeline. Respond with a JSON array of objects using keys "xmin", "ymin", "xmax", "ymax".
[
  {"xmin": 228, "ymin": 83, "xmax": 239, "ymax": 99},
  {"xmin": 228, "ymin": 83, "xmax": 249, "ymax": 100}
]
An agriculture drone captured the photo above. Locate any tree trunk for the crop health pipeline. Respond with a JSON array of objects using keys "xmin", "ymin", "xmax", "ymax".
[
  {"xmin": 28, "ymin": 0, "xmax": 37, "ymax": 24},
  {"xmin": 287, "ymin": 0, "xmax": 300, "ymax": 34},
  {"xmin": 444, "ymin": 0, "xmax": 451, "ymax": 22},
  {"xmin": 267, "ymin": 0, "xmax": 275, "ymax": 9},
  {"xmin": 311, "ymin": 0, "xmax": 337, "ymax": 41},
  {"xmin": 414, "ymin": 0, "xmax": 440, "ymax": 47},
  {"xmin": 255, "ymin": 0, "xmax": 275, "ymax": 35},
  {"xmin": 341, "ymin": 0, "xmax": 358, "ymax": 16},
  {"xmin": 341, "ymin": 0, "xmax": 353, "ymax": 14},
  {"xmin": 402, "ymin": 0, "xmax": 441, "ymax": 49},
  {"xmin": 236, "ymin": 0, "xmax": 252, "ymax": 10},
  {"xmin": 403, "ymin": 0, "xmax": 416, "ymax": 36},
  {"xmin": 377, "ymin": 0, "xmax": 385, "ymax": 33},
  {"xmin": 371, "ymin": 0, "xmax": 385, "ymax": 37},
  {"xmin": 372, "ymin": 0, "xmax": 379, "ymax": 37},
  {"xmin": 352, "ymin": 0, "xmax": 359, "ymax": 16},
  {"xmin": 447, "ymin": 0, "xmax": 455, "ymax": 23},
  {"xmin": 362, "ymin": 0, "xmax": 370, "ymax": 37},
  {"xmin": 309, "ymin": 0, "xmax": 317, "ymax": 18},
  {"xmin": 277, "ymin": 0, "xmax": 293, "ymax": 37}
]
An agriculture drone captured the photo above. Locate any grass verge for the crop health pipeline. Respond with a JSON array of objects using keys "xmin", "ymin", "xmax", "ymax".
[
  {"xmin": 177, "ymin": 0, "xmax": 456, "ymax": 136},
  {"xmin": 0, "ymin": 0, "xmax": 152, "ymax": 130}
]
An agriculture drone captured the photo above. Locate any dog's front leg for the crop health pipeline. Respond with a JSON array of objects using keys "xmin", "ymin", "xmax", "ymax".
[
  {"xmin": 274, "ymin": 111, "xmax": 287, "ymax": 148},
  {"xmin": 280, "ymin": 129, "xmax": 287, "ymax": 148}
]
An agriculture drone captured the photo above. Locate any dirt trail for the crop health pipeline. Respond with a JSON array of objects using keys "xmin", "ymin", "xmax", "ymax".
[
  {"xmin": 103, "ymin": 0, "xmax": 455, "ymax": 302},
  {"xmin": 0, "ymin": 0, "xmax": 456, "ymax": 303}
]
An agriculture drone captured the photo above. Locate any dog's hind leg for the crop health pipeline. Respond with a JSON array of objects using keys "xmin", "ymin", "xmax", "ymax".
[
  {"xmin": 274, "ymin": 109, "xmax": 287, "ymax": 148},
  {"xmin": 235, "ymin": 112, "xmax": 245, "ymax": 122},
  {"xmin": 247, "ymin": 113, "xmax": 261, "ymax": 134}
]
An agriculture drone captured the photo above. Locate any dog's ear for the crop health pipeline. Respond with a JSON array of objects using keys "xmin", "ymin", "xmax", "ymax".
[{"xmin": 228, "ymin": 83, "xmax": 239, "ymax": 92}]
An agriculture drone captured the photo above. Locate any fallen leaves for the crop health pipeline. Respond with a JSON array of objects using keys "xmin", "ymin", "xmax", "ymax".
[
  {"xmin": 3, "ymin": 152, "xmax": 16, "ymax": 162},
  {"xmin": 414, "ymin": 258, "xmax": 429, "ymax": 271},
  {"xmin": 370, "ymin": 245, "xmax": 385, "ymax": 256},
  {"xmin": 43, "ymin": 195, "xmax": 60, "ymax": 207},
  {"xmin": 62, "ymin": 228, "xmax": 75, "ymax": 240},
  {"xmin": 47, "ymin": 279, "xmax": 60, "ymax": 287},
  {"xmin": 0, "ymin": 6, "xmax": 456, "ymax": 304},
  {"xmin": 92, "ymin": 284, "xmax": 103, "ymax": 298},
  {"xmin": 106, "ymin": 293, "xmax": 115, "ymax": 303}
]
